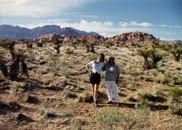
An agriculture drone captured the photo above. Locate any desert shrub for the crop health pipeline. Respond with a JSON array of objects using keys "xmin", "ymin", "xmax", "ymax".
[
  {"xmin": 170, "ymin": 47, "xmax": 182, "ymax": 62},
  {"xmin": 104, "ymin": 42, "xmax": 113, "ymax": 48},
  {"xmin": 97, "ymin": 107, "xmax": 150, "ymax": 130},
  {"xmin": 63, "ymin": 90, "xmax": 78, "ymax": 98},
  {"xmin": 156, "ymin": 88, "xmax": 166, "ymax": 97},
  {"xmin": 10, "ymin": 82, "xmax": 26, "ymax": 95},
  {"xmin": 66, "ymin": 50, "xmax": 74, "ymax": 55},
  {"xmin": 88, "ymin": 54, "xmax": 97, "ymax": 61},
  {"xmin": 79, "ymin": 92, "xmax": 93, "ymax": 103},
  {"xmin": 44, "ymin": 111, "xmax": 57, "ymax": 119},
  {"xmin": 137, "ymin": 91, "xmax": 153, "ymax": 103},
  {"xmin": 155, "ymin": 73, "xmax": 171, "ymax": 84},
  {"xmin": 36, "ymin": 42, "xmax": 44, "ymax": 47},
  {"xmin": 59, "ymin": 66, "xmax": 75, "ymax": 76},
  {"xmin": 169, "ymin": 104, "xmax": 182, "ymax": 115},
  {"xmin": 170, "ymin": 73, "xmax": 182, "ymax": 85},
  {"xmin": 71, "ymin": 118, "xmax": 85, "ymax": 130},
  {"xmin": 169, "ymin": 88, "xmax": 182, "ymax": 97}
]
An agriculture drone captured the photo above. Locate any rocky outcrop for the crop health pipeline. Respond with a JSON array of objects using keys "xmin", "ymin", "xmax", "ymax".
[
  {"xmin": 40, "ymin": 32, "xmax": 156, "ymax": 45},
  {"xmin": 106, "ymin": 32, "xmax": 156, "ymax": 45},
  {"xmin": 36, "ymin": 33, "xmax": 65, "ymax": 43},
  {"xmin": 76, "ymin": 32, "xmax": 156, "ymax": 45}
]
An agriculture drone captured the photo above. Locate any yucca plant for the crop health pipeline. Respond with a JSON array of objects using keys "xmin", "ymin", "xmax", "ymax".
[{"xmin": 138, "ymin": 48, "xmax": 152, "ymax": 69}]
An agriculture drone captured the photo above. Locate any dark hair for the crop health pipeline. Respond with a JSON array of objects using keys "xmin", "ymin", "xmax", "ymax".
[
  {"xmin": 109, "ymin": 56, "xmax": 115, "ymax": 64},
  {"xmin": 100, "ymin": 53, "xmax": 105, "ymax": 62}
]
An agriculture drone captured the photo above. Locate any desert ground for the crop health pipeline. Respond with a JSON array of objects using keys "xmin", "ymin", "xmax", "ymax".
[{"xmin": 0, "ymin": 41, "xmax": 182, "ymax": 130}]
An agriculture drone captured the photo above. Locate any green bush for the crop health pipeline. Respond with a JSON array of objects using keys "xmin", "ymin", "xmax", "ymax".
[{"xmin": 169, "ymin": 88, "xmax": 182, "ymax": 97}]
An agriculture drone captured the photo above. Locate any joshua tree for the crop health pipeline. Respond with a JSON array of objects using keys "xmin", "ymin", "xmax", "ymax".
[
  {"xmin": 81, "ymin": 39, "xmax": 96, "ymax": 53},
  {"xmin": 53, "ymin": 38, "xmax": 63, "ymax": 54},
  {"xmin": 9, "ymin": 51, "xmax": 29, "ymax": 80},
  {"xmin": 0, "ymin": 39, "xmax": 29, "ymax": 80},
  {"xmin": 0, "ymin": 39, "xmax": 16, "ymax": 60},
  {"xmin": 138, "ymin": 48, "xmax": 163, "ymax": 69}
]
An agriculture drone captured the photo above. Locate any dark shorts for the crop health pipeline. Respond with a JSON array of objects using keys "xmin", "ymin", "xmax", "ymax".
[{"xmin": 89, "ymin": 72, "xmax": 101, "ymax": 85}]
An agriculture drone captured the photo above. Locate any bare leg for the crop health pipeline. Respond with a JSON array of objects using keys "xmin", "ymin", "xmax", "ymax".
[
  {"xmin": 95, "ymin": 84, "xmax": 100, "ymax": 102},
  {"xmin": 91, "ymin": 84, "xmax": 95, "ymax": 102}
]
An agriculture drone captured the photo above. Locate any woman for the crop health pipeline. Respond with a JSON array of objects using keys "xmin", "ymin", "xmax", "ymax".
[
  {"xmin": 103, "ymin": 57, "xmax": 120, "ymax": 106},
  {"xmin": 86, "ymin": 54, "xmax": 105, "ymax": 107}
]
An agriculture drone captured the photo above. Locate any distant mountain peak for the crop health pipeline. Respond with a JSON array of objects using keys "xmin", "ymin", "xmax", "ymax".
[{"xmin": 0, "ymin": 24, "xmax": 100, "ymax": 40}]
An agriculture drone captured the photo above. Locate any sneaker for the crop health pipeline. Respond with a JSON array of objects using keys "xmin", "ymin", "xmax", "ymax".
[{"xmin": 106, "ymin": 101, "xmax": 112, "ymax": 104}]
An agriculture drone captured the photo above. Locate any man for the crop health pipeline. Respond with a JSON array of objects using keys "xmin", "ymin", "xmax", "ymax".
[{"xmin": 103, "ymin": 57, "xmax": 120, "ymax": 106}]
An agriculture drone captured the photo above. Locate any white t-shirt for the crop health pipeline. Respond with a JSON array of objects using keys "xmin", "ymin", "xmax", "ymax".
[{"xmin": 88, "ymin": 61, "xmax": 105, "ymax": 74}]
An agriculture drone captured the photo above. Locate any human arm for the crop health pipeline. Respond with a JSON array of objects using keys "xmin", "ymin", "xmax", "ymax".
[
  {"xmin": 116, "ymin": 73, "xmax": 120, "ymax": 84},
  {"xmin": 86, "ymin": 62, "xmax": 93, "ymax": 73}
]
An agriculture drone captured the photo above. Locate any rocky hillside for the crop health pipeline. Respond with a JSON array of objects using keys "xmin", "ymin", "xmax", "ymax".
[
  {"xmin": 0, "ymin": 25, "xmax": 99, "ymax": 40},
  {"xmin": 37, "ymin": 32, "xmax": 157, "ymax": 46}
]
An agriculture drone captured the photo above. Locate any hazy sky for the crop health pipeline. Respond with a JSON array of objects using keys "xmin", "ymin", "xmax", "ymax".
[{"xmin": 0, "ymin": 0, "xmax": 181, "ymax": 40}]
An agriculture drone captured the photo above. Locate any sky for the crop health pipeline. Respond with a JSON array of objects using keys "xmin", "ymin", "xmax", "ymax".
[{"xmin": 0, "ymin": 0, "xmax": 181, "ymax": 40}]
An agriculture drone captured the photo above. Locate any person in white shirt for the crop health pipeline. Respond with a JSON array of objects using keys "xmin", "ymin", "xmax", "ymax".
[{"xmin": 86, "ymin": 54, "xmax": 105, "ymax": 107}]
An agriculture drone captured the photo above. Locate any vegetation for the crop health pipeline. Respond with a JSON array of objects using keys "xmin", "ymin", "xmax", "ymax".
[
  {"xmin": 97, "ymin": 107, "xmax": 150, "ymax": 130},
  {"xmin": 170, "ymin": 46, "xmax": 182, "ymax": 62},
  {"xmin": 53, "ymin": 38, "xmax": 63, "ymax": 54},
  {"xmin": 138, "ymin": 48, "xmax": 163, "ymax": 69},
  {"xmin": 80, "ymin": 39, "xmax": 96, "ymax": 53}
]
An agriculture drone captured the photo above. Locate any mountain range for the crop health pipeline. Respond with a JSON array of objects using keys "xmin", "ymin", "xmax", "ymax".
[{"xmin": 0, "ymin": 24, "xmax": 100, "ymax": 40}]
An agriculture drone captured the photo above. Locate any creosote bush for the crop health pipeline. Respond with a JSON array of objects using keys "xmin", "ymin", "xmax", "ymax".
[{"xmin": 97, "ymin": 107, "xmax": 150, "ymax": 130}]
